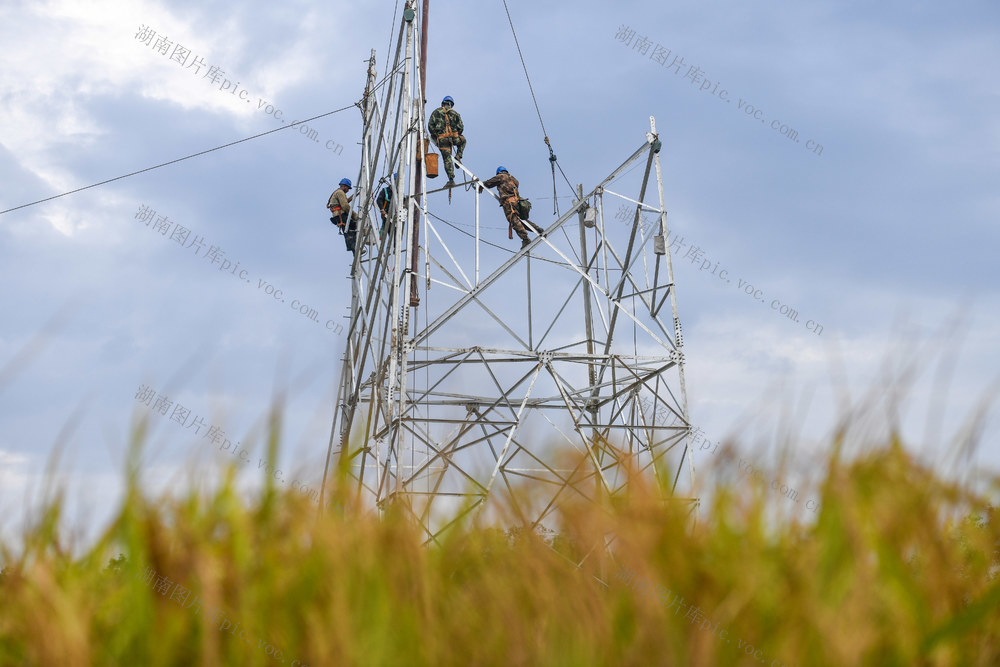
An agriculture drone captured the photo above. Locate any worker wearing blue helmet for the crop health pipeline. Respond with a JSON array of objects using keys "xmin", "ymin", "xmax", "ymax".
[
  {"xmin": 479, "ymin": 166, "xmax": 543, "ymax": 249},
  {"xmin": 327, "ymin": 177, "xmax": 357, "ymax": 253},
  {"xmin": 428, "ymin": 95, "xmax": 466, "ymax": 185}
]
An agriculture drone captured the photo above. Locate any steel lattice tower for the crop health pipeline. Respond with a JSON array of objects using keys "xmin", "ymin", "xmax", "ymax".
[{"xmin": 322, "ymin": 4, "xmax": 695, "ymax": 542}]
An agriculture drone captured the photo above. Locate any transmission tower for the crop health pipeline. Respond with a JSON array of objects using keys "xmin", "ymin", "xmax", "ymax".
[{"xmin": 322, "ymin": 3, "xmax": 695, "ymax": 542}]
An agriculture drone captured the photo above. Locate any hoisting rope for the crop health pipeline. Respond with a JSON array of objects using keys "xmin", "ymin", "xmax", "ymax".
[
  {"xmin": 544, "ymin": 137, "xmax": 559, "ymax": 216},
  {"xmin": 500, "ymin": 0, "xmax": 576, "ymax": 216}
]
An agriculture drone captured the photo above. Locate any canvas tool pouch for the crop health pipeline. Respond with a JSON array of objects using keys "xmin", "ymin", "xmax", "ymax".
[{"xmin": 517, "ymin": 198, "xmax": 532, "ymax": 220}]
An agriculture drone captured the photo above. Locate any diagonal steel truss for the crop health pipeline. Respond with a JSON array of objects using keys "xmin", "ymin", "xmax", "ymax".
[{"xmin": 322, "ymin": 8, "xmax": 695, "ymax": 543}]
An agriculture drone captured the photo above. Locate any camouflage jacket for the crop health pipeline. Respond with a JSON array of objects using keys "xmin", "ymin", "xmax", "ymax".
[
  {"xmin": 481, "ymin": 172, "xmax": 520, "ymax": 203},
  {"xmin": 327, "ymin": 188, "xmax": 351, "ymax": 216},
  {"xmin": 428, "ymin": 106, "xmax": 464, "ymax": 140}
]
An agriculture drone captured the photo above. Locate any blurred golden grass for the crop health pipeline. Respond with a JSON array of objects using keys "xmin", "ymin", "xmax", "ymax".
[{"xmin": 1, "ymin": 423, "xmax": 998, "ymax": 666}]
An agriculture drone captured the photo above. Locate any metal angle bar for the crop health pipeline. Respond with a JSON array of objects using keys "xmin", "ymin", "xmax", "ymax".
[
  {"xmin": 557, "ymin": 223, "xmax": 583, "ymax": 266},
  {"xmin": 494, "ymin": 433, "xmax": 532, "ymax": 524},
  {"xmin": 394, "ymin": 490, "xmax": 484, "ymax": 498},
  {"xmin": 538, "ymin": 408, "xmax": 590, "ymax": 455},
  {"xmin": 401, "ymin": 349, "xmax": 474, "ymax": 406},
  {"xmin": 424, "ymin": 276, "xmax": 469, "ymax": 294},
  {"xmin": 527, "ymin": 251, "xmax": 533, "ymax": 349},
  {"xmin": 475, "ymin": 185, "xmax": 480, "ymax": 285},
  {"xmin": 499, "ymin": 469, "xmax": 576, "ymax": 486},
  {"xmin": 598, "ymin": 141, "xmax": 656, "ymax": 191},
  {"xmin": 606, "ymin": 152, "xmax": 655, "ymax": 303},
  {"xmin": 529, "ymin": 228, "xmax": 670, "ymax": 350},
  {"xmin": 536, "ymin": 447, "xmax": 608, "ymax": 518},
  {"xmin": 554, "ymin": 422, "xmax": 687, "ymax": 432},
  {"xmin": 612, "ymin": 244, "xmax": 666, "ymax": 325},
  {"xmin": 546, "ymin": 363, "xmax": 613, "ymax": 495},
  {"xmin": 480, "ymin": 361, "xmax": 547, "ymax": 422},
  {"xmin": 423, "ymin": 422, "xmax": 520, "ymax": 452},
  {"xmin": 539, "ymin": 339, "xmax": 598, "ymax": 355},
  {"xmin": 598, "ymin": 193, "xmax": 612, "ymax": 314},
  {"xmin": 550, "ymin": 360, "xmax": 623, "ymax": 422},
  {"xmin": 603, "ymin": 359, "xmax": 677, "ymax": 408},
  {"xmin": 635, "ymin": 205, "xmax": 652, "ymax": 294},
  {"xmin": 473, "ymin": 347, "xmax": 521, "ymax": 418},
  {"xmin": 464, "ymin": 296, "xmax": 533, "ymax": 351},
  {"xmin": 592, "ymin": 149, "xmax": 657, "ymax": 396},
  {"xmin": 653, "ymin": 283, "xmax": 673, "ymax": 318},
  {"xmin": 421, "ymin": 498, "xmax": 486, "ymax": 548},
  {"xmin": 578, "ymin": 185, "xmax": 598, "ymax": 434},
  {"xmin": 396, "ymin": 422, "xmax": 488, "ymax": 494},
  {"xmin": 408, "ymin": 399, "xmax": 597, "ymax": 411},
  {"xmin": 423, "ymin": 215, "xmax": 473, "ymax": 289},
  {"xmin": 424, "ymin": 251, "xmax": 473, "ymax": 293},
  {"xmin": 537, "ymin": 273, "xmax": 585, "ymax": 349},
  {"xmin": 409, "ymin": 345, "xmax": 677, "ymax": 360},
  {"xmin": 381, "ymin": 12, "xmax": 416, "ymax": 470},
  {"xmin": 600, "ymin": 189, "xmax": 662, "ymax": 213},
  {"xmin": 489, "ymin": 432, "xmax": 568, "ymax": 484},
  {"xmin": 649, "ymin": 115, "xmax": 693, "ymax": 496},
  {"xmin": 587, "ymin": 276, "xmax": 611, "ymax": 339},
  {"xmin": 483, "ymin": 362, "xmax": 543, "ymax": 496},
  {"xmin": 593, "ymin": 242, "xmax": 675, "ymax": 345},
  {"xmin": 403, "ymin": 349, "xmax": 679, "ymax": 363}
]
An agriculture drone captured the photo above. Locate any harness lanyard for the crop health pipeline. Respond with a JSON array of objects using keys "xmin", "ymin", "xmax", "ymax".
[
  {"xmin": 441, "ymin": 108, "xmax": 457, "ymax": 140},
  {"xmin": 508, "ymin": 174, "xmax": 519, "ymax": 205}
]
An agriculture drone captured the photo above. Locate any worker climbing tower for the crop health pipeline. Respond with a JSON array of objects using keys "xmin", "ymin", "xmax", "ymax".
[{"xmin": 322, "ymin": 1, "xmax": 695, "ymax": 542}]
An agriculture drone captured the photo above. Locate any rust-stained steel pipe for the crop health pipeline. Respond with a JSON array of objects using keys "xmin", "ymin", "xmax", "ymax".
[{"xmin": 408, "ymin": 0, "xmax": 429, "ymax": 307}]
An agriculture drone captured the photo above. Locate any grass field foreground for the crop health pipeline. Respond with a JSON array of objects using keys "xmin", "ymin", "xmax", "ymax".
[{"xmin": 1, "ymin": 424, "xmax": 998, "ymax": 666}]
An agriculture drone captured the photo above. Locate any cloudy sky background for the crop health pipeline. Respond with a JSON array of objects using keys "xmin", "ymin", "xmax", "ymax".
[{"xmin": 2, "ymin": 0, "xmax": 998, "ymax": 547}]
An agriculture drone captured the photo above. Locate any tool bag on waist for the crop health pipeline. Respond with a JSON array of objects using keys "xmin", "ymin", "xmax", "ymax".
[{"xmin": 517, "ymin": 197, "xmax": 532, "ymax": 220}]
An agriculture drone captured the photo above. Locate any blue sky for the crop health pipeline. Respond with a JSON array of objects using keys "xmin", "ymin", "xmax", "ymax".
[{"xmin": 1, "ymin": 0, "xmax": 998, "ymax": 546}]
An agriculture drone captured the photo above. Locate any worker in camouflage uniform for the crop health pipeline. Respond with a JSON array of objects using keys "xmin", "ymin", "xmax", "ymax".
[
  {"xmin": 428, "ymin": 95, "xmax": 465, "ymax": 185},
  {"xmin": 327, "ymin": 177, "xmax": 357, "ymax": 253},
  {"xmin": 376, "ymin": 173, "xmax": 397, "ymax": 243},
  {"xmin": 479, "ymin": 166, "xmax": 543, "ymax": 249}
]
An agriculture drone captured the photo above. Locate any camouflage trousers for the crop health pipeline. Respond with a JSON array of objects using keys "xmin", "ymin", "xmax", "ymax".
[
  {"xmin": 435, "ymin": 135, "xmax": 466, "ymax": 180},
  {"xmin": 502, "ymin": 200, "xmax": 541, "ymax": 243}
]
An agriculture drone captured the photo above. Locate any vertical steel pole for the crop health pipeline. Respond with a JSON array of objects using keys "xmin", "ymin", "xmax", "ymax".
[
  {"xmin": 475, "ymin": 188, "xmax": 480, "ymax": 285},
  {"xmin": 408, "ymin": 0, "xmax": 429, "ymax": 307},
  {"xmin": 650, "ymin": 116, "xmax": 694, "ymax": 499},
  {"xmin": 321, "ymin": 50, "xmax": 379, "ymax": 513},
  {"xmin": 576, "ymin": 184, "xmax": 600, "ymax": 495}
]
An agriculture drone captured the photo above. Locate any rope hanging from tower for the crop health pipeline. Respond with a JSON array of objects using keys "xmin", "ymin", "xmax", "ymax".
[{"xmin": 500, "ymin": 0, "xmax": 576, "ymax": 216}]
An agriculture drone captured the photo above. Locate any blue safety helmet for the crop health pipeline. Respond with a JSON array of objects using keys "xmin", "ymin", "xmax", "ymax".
[
  {"xmin": 496, "ymin": 166, "xmax": 508, "ymax": 175},
  {"xmin": 442, "ymin": 96, "xmax": 454, "ymax": 106},
  {"xmin": 339, "ymin": 178, "xmax": 352, "ymax": 188}
]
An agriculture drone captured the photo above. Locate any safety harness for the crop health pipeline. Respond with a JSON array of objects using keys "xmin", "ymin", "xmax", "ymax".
[
  {"xmin": 378, "ymin": 186, "xmax": 392, "ymax": 215},
  {"xmin": 330, "ymin": 204, "xmax": 345, "ymax": 229},
  {"xmin": 500, "ymin": 174, "xmax": 521, "ymax": 239},
  {"xmin": 438, "ymin": 107, "xmax": 459, "ymax": 142}
]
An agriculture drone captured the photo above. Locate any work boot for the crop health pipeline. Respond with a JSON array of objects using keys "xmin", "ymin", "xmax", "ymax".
[
  {"xmin": 447, "ymin": 178, "xmax": 456, "ymax": 187},
  {"xmin": 521, "ymin": 238, "xmax": 530, "ymax": 249}
]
